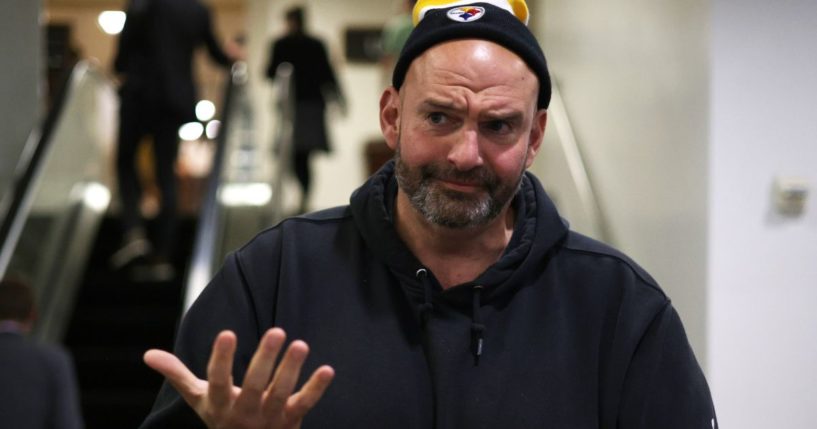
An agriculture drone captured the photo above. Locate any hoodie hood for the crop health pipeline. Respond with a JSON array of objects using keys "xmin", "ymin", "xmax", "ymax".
[{"xmin": 350, "ymin": 159, "xmax": 568, "ymax": 308}]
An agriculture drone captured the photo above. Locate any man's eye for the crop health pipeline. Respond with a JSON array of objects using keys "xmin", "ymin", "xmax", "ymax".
[
  {"xmin": 484, "ymin": 120, "xmax": 511, "ymax": 133},
  {"xmin": 428, "ymin": 112, "xmax": 447, "ymax": 125}
]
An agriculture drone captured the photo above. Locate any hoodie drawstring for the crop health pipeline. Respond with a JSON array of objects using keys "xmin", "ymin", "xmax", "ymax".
[
  {"xmin": 415, "ymin": 269, "xmax": 485, "ymax": 365},
  {"xmin": 471, "ymin": 285, "xmax": 485, "ymax": 366},
  {"xmin": 415, "ymin": 268, "xmax": 433, "ymax": 325}
]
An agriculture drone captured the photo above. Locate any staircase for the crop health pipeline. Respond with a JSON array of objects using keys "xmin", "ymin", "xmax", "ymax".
[{"xmin": 63, "ymin": 216, "xmax": 195, "ymax": 429}]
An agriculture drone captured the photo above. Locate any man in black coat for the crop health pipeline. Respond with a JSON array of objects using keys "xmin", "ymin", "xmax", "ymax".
[
  {"xmin": 112, "ymin": 0, "xmax": 236, "ymax": 276},
  {"xmin": 139, "ymin": 2, "xmax": 718, "ymax": 428},
  {"xmin": 266, "ymin": 6, "xmax": 345, "ymax": 214},
  {"xmin": 0, "ymin": 279, "xmax": 83, "ymax": 429}
]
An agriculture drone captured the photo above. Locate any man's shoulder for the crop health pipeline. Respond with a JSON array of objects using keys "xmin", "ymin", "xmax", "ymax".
[
  {"xmin": 294, "ymin": 205, "xmax": 352, "ymax": 222},
  {"xmin": 238, "ymin": 206, "xmax": 353, "ymax": 251},
  {"xmin": 0, "ymin": 334, "xmax": 73, "ymax": 367},
  {"xmin": 556, "ymin": 231, "xmax": 664, "ymax": 297},
  {"xmin": 274, "ymin": 205, "xmax": 353, "ymax": 233},
  {"xmin": 223, "ymin": 206, "xmax": 356, "ymax": 286}
]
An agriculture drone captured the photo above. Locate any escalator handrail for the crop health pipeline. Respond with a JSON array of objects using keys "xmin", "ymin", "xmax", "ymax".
[
  {"xmin": 0, "ymin": 60, "xmax": 87, "ymax": 279},
  {"xmin": 270, "ymin": 62, "xmax": 294, "ymax": 223},
  {"xmin": 182, "ymin": 62, "xmax": 242, "ymax": 311},
  {"xmin": 548, "ymin": 76, "xmax": 612, "ymax": 244}
]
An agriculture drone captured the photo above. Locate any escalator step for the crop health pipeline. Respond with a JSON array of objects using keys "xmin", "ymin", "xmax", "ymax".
[
  {"xmin": 71, "ymin": 346, "xmax": 164, "ymax": 390},
  {"xmin": 80, "ymin": 387, "xmax": 161, "ymax": 429}
]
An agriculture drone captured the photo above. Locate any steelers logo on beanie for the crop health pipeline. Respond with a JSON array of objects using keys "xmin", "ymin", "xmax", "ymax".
[{"xmin": 392, "ymin": 0, "xmax": 551, "ymax": 108}]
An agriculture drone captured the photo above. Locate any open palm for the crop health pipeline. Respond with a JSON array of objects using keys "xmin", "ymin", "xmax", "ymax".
[{"xmin": 144, "ymin": 328, "xmax": 334, "ymax": 429}]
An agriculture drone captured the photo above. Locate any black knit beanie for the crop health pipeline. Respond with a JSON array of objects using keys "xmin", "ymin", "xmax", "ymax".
[{"xmin": 392, "ymin": 2, "xmax": 551, "ymax": 108}]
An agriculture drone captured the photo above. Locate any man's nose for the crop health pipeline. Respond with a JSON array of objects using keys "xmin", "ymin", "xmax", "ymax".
[{"xmin": 447, "ymin": 128, "xmax": 483, "ymax": 171}]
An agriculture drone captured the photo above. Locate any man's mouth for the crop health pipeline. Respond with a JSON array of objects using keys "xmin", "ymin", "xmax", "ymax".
[{"xmin": 438, "ymin": 178, "xmax": 483, "ymax": 193}]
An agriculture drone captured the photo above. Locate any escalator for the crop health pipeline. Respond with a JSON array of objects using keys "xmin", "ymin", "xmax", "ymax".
[
  {"xmin": 0, "ymin": 59, "xmax": 287, "ymax": 428},
  {"xmin": 62, "ymin": 215, "xmax": 193, "ymax": 428},
  {"xmin": 1, "ymin": 55, "xmax": 607, "ymax": 428}
]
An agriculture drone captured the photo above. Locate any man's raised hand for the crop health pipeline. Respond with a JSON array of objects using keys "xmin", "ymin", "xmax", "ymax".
[{"xmin": 143, "ymin": 328, "xmax": 334, "ymax": 429}]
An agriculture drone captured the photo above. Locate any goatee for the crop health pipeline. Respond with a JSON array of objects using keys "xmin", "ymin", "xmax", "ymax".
[{"xmin": 393, "ymin": 147, "xmax": 524, "ymax": 229}]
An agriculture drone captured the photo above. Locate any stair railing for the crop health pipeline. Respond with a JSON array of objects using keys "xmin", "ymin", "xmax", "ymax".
[
  {"xmin": 0, "ymin": 60, "xmax": 117, "ymax": 342},
  {"xmin": 182, "ymin": 62, "xmax": 294, "ymax": 313},
  {"xmin": 0, "ymin": 61, "xmax": 79, "ymax": 278},
  {"xmin": 534, "ymin": 76, "xmax": 612, "ymax": 244},
  {"xmin": 270, "ymin": 62, "xmax": 295, "ymax": 223},
  {"xmin": 182, "ymin": 62, "xmax": 242, "ymax": 312}
]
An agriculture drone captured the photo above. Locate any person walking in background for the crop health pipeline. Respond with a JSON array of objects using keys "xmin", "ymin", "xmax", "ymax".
[
  {"xmin": 0, "ymin": 278, "xmax": 84, "ymax": 429},
  {"xmin": 111, "ymin": 0, "xmax": 238, "ymax": 279},
  {"xmin": 266, "ymin": 6, "xmax": 345, "ymax": 214}
]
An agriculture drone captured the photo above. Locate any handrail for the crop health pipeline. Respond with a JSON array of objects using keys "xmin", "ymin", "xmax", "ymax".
[
  {"xmin": 0, "ymin": 61, "xmax": 85, "ymax": 279},
  {"xmin": 547, "ymin": 77, "xmax": 612, "ymax": 244},
  {"xmin": 182, "ymin": 62, "xmax": 294, "ymax": 312},
  {"xmin": 182, "ymin": 62, "xmax": 242, "ymax": 312},
  {"xmin": 270, "ymin": 62, "xmax": 294, "ymax": 223}
]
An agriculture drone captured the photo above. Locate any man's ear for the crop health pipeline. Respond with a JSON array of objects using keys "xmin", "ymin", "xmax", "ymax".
[
  {"xmin": 380, "ymin": 87, "xmax": 400, "ymax": 150},
  {"xmin": 525, "ymin": 109, "xmax": 548, "ymax": 169}
]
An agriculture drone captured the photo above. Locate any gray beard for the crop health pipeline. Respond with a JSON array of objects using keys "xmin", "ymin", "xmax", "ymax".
[{"xmin": 393, "ymin": 141, "xmax": 526, "ymax": 229}]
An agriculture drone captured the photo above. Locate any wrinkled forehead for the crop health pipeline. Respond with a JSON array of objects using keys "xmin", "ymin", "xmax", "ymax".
[{"xmin": 403, "ymin": 39, "xmax": 540, "ymax": 105}]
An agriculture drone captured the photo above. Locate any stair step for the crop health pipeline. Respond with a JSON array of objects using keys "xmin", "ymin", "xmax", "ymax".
[
  {"xmin": 75, "ymin": 279, "xmax": 183, "ymax": 307},
  {"xmin": 64, "ymin": 216, "xmax": 195, "ymax": 428},
  {"xmin": 80, "ymin": 387, "xmax": 161, "ymax": 429},
  {"xmin": 72, "ymin": 345, "xmax": 166, "ymax": 389},
  {"xmin": 64, "ymin": 305, "xmax": 180, "ymax": 348}
]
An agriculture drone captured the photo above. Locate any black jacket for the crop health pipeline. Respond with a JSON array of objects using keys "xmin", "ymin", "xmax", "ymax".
[
  {"xmin": 0, "ymin": 330, "xmax": 83, "ymax": 429},
  {"xmin": 114, "ymin": 0, "xmax": 231, "ymax": 122},
  {"xmin": 141, "ymin": 161, "xmax": 718, "ymax": 428},
  {"xmin": 266, "ymin": 32, "xmax": 341, "ymax": 105},
  {"xmin": 265, "ymin": 32, "xmax": 343, "ymax": 153}
]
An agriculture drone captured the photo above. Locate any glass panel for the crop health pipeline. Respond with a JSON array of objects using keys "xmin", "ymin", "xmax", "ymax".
[
  {"xmin": 183, "ymin": 63, "xmax": 291, "ymax": 311},
  {"xmin": 214, "ymin": 64, "xmax": 280, "ymax": 263},
  {"xmin": 4, "ymin": 61, "xmax": 117, "ymax": 340}
]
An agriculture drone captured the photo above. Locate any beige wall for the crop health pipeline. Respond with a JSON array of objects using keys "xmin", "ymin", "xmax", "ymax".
[{"xmin": 533, "ymin": 0, "xmax": 711, "ymax": 365}]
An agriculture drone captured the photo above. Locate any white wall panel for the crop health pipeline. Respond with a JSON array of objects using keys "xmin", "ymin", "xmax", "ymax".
[{"xmin": 709, "ymin": 1, "xmax": 817, "ymax": 427}]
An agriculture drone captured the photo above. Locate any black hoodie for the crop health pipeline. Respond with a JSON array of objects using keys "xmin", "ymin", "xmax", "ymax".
[{"xmin": 140, "ymin": 161, "xmax": 718, "ymax": 428}]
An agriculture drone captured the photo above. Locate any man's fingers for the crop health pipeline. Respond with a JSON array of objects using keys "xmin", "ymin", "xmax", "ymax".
[
  {"xmin": 144, "ymin": 349, "xmax": 206, "ymax": 405},
  {"xmin": 207, "ymin": 330, "xmax": 238, "ymax": 410},
  {"xmin": 233, "ymin": 328, "xmax": 286, "ymax": 414},
  {"xmin": 284, "ymin": 365, "xmax": 335, "ymax": 423},
  {"xmin": 262, "ymin": 340, "xmax": 310, "ymax": 418},
  {"xmin": 146, "ymin": 330, "xmax": 334, "ymax": 427}
]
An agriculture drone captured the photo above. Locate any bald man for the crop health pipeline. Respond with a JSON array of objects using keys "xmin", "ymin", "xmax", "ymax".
[{"xmin": 140, "ymin": 2, "xmax": 717, "ymax": 428}]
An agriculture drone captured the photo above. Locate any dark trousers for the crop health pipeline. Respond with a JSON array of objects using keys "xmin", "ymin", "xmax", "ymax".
[
  {"xmin": 116, "ymin": 93, "xmax": 182, "ymax": 259},
  {"xmin": 291, "ymin": 101, "xmax": 329, "ymax": 212},
  {"xmin": 293, "ymin": 149, "xmax": 312, "ymax": 199}
]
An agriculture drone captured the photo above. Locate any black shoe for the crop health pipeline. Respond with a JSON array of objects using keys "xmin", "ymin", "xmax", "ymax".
[
  {"xmin": 129, "ymin": 259, "xmax": 176, "ymax": 283},
  {"xmin": 110, "ymin": 229, "xmax": 152, "ymax": 269}
]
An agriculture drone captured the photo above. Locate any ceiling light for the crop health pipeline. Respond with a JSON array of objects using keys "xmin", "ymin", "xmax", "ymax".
[{"xmin": 98, "ymin": 11, "xmax": 126, "ymax": 35}]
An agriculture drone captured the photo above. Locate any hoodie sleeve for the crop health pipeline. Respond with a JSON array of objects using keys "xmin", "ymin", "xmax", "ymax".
[
  {"xmin": 139, "ymin": 251, "xmax": 267, "ymax": 428},
  {"xmin": 617, "ymin": 303, "xmax": 718, "ymax": 429}
]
